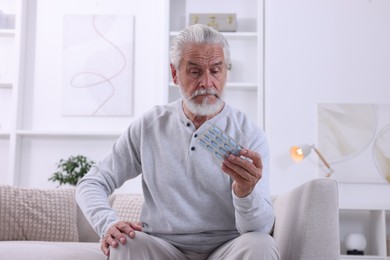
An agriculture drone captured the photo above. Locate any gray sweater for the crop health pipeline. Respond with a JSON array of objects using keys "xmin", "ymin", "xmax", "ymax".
[{"xmin": 76, "ymin": 99, "xmax": 274, "ymax": 253}]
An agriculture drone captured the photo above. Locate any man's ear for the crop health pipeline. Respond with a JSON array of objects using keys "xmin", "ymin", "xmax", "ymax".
[{"xmin": 170, "ymin": 63, "xmax": 178, "ymax": 85}]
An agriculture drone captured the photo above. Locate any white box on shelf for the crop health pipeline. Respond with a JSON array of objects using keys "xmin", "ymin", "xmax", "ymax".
[{"xmin": 189, "ymin": 13, "xmax": 237, "ymax": 32}]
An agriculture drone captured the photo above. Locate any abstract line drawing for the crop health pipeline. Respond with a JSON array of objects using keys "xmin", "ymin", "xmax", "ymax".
[
  {"xmin": 62, "ymin": 15, "xmax": 134, "ymax": 116},
  {"xmin": 318, "ymin": 103, "xmax": 390, "ymax": 184}
]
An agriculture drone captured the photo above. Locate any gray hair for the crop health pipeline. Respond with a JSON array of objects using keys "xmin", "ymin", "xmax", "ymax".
[{"xmin": 169, "ymin": 24, "xmax": 230, "ymax": 69}]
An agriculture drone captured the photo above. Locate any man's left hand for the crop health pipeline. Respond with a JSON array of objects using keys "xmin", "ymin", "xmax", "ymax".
[{"xmin": 221, "ymin": 148, "xmax": 263, "ymax": 198}]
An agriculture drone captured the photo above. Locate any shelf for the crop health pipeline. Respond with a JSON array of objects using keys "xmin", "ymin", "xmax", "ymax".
[
  {"xmin": 340, "ymin": 255, "xmax": 385, "ymax": 260},
  {"xmin": 226, "ymin": 82, "xmax": 257, "ymax": 90},
  {"xmin": 0, "ymin": 29, "xmax": 16, "ymax": 37},
  {"xmin": 0, "ymin": 83, "xmax": 12, "ymax": 88},
  {"xmin": 16, "ymin": 130, "xmax": 122, "ymax": 138},
  {"xmin": 168, "ymin": 82, "xmax": 257, "ymax": 90},
  {"xmin": 169, "ymin": 31, "xmax": 257, "ymax": 39},
  {"xmin": 0, "ymin": 132, "xmax": 10, "ymax": 138}
]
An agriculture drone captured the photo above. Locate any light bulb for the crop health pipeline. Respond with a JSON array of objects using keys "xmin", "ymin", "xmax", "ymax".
[{"xmin": 290, "ymin": 145, "xmax": 311, "ymax": 162}]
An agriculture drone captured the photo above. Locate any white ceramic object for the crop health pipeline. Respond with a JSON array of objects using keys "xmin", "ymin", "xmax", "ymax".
[{"xmin": 345, "ymin": 233, "xmax": 367, "ymax": 251}]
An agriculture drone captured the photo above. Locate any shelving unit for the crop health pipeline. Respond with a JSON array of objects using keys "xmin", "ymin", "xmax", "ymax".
[
  {"xmin": 0, "ymin": 0, "xmax": 22, "ymax": 183},
  {"xmin": 167, "ymin": 0, "xmax": 264, "ymax": 128},
  {"xmin": 0, "ymin": 4, "xmax": 16, "ymax": 87},
  {"xmin": 339, "ymin": 208, "xmax": 390, "ymax": 260}
]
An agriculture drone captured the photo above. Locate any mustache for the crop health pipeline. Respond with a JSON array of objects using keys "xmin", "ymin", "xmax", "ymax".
[{"xmin": 190, "ymin": 88, "xmax": 220, "ymax": 100}]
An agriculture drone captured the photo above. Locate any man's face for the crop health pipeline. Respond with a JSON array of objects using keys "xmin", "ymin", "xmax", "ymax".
[{"xmin": 171, "ymin": 43, "xmax": 227, "ymax": 116}]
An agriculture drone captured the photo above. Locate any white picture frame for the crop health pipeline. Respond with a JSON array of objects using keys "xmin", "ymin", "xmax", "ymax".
[
  {"xmin": 318, "ymin": 103, "xmax": 390, "ymax": 184},
  {"xmin": 62, "ymin": 14, "xmax": 134, "ymax": 117}
]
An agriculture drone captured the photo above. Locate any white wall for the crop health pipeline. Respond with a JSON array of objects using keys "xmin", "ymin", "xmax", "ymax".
[{"xmin": 265, "ymin": 0, "xmax": 390, "ymax": 208}]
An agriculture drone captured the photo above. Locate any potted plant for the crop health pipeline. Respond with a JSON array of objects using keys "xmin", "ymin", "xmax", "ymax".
[{"xmin": 49, "ymin": 155, "xmax": 95, "ymax": 186}]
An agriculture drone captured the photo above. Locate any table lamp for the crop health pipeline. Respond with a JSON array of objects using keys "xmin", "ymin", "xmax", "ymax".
[{"xmin": 290, "ymin": 144, "xmax": 334, "ymax": 177}]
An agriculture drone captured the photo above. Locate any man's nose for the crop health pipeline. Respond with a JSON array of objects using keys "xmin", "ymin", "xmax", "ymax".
[{"xmin": 199, "ymin": 71, "xmax": 213, "ymax": 88}]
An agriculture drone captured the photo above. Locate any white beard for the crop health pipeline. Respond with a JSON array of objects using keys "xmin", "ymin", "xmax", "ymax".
[{"xmin": 180, "ymin": 87, "xmax": 224, "ymax": 116}]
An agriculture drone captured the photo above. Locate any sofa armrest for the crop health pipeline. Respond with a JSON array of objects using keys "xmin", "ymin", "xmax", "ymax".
[
  {"xmin": 76, "ymin": 193, "xmax": 119, "ymax": 242},
  {"xmin": 77, "ymin": 205, "xmax": 101, "ymax": 242},
  {"xmin": 272, "ymin": 179, "xmax": 340, "ymax": 260}
]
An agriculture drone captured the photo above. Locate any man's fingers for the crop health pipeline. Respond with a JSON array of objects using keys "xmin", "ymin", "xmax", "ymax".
[
  {"xmin": 223, "ymin": 154, "xmax": 255, "ymax": 180},
  {"xmin": 107, "ymin": 225, "xmax": 127, "ymax": 245},
  {"xmin": 125, "ymin": 222, "xmax": 142, "ymax": 238},
  {"xmin": 225, "ymin": 149, "xmax": 263, "ymax": 178},
  {"xmin": 100, "ymin": 221, "xmax": 144, "ymax": 255},
  {"xmin": 221, "ymin": 149, "xmax": 263, "ymax": 198},
  {"xmin": 116, "ymin": 222, "xmax": 134, "ymax": 239},
  {"xmin": 240, "ymin": 149, "xmax": 263, "ymax": 169},
  {"xmin": 101, "ymin": 240, "xmax": 110, "ymax": 256},
  {"xmin": 118, "ymin": 221, "xmax": 143, "ymax": 238},
  {"xmin": 130, "ymin": 222, "xmax": 143, "ymax": 230}
]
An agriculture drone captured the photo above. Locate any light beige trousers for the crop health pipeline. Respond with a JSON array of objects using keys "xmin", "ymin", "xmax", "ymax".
[{"xmin": 109, "ymin": 231, "xmax": 280, "ymax": 260}]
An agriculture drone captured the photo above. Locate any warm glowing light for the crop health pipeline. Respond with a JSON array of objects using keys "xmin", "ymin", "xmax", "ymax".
[{"xmin": 290, "ymin": 146, "xmax": 304, "ymax": 162}]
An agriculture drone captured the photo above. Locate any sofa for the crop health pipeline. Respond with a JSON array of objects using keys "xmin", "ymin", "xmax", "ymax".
[{"xmin": 0, "ymin": 179, "xmax": 340, "ymax": 260}]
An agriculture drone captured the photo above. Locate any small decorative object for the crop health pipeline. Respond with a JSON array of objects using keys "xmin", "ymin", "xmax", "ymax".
[
  {"xmin": 189, "ymin": 13, "xmax": 237, "ymax": 32},
  {"xmin": 48, "ymin": 155, "xmax": 95, "ymax": 186},
  {"xmin": 345, "ymin": 233, "xmax": 367, "ymax": 255}
]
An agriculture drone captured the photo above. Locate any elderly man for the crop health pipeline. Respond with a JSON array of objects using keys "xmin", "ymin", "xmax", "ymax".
[{"xmin": 76, "ymin": 24, "xmax": 280, "ymax": 260}]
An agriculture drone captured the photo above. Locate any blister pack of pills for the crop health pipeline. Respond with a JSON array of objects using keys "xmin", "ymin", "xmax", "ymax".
[{"xmin": 198, "ymin": 125, "xmax": 243, "ymax": 160}]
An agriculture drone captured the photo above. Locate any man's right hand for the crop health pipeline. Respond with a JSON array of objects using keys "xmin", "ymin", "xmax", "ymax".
[{"xmin": 101, "ymin": 221, "xmax": 143, "ymax": 256}]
